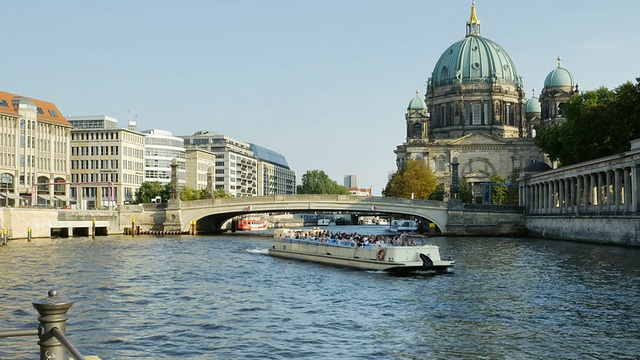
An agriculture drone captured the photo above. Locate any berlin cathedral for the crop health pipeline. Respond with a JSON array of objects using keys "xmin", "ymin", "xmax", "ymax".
[{"xmin": 394, "ymin": 2, "xmax": 578, "ymax": 201}]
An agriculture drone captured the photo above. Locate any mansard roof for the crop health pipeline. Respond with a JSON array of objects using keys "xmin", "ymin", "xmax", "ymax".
[{"xmin": 0, "ymin": 90, "xmax": 71, "ymax": 127}]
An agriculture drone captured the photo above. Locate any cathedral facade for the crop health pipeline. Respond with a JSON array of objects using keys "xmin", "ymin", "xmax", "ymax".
[{"xmin": 394, "ymin": 2, "xmax": 576, "ymax": 203}]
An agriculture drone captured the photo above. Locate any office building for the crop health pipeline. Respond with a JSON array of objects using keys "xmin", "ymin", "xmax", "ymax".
[
  {"xmin": 250, "ymin": 143, "xmax": 296, "ymax": 195},
  {"xmin": 0, "ymin": 90, "xmax": 71, "ymax": 207},
  {"xmin": 69, "ymin": 116, "xmax": 145, "ymax": 208},
  {"xmin": 141, "ymin": 129, "xmax": 186, "ymax": 187}
]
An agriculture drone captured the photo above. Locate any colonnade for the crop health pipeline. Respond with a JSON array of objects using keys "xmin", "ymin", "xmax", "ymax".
[{"xmin": 520, "ymin": 163, "xmax": 640, "ymax": 215}]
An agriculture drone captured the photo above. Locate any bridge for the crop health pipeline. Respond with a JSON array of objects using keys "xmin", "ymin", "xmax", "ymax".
[{"xmin": 169, "ymin": 195, "xmax": 450, "ymax": 233}]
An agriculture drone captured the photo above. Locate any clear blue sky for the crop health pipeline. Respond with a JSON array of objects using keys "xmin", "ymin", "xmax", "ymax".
[{"xmin": 4, "ymin": 1, "xmax": 638, "ymax": 195}]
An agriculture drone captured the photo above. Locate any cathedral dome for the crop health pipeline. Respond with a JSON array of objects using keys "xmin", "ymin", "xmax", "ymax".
[
  {"xmin": 525, "ymin": 94, "xmax": 541, "ymax": 114},
  {"xmin": 544, "ymin": 57, "xmax": 575, "ymax": 88},
  {"xmin": 429, "ymin": 4, "xmax": 519, "ymax": 89},
  {"xmin": 407, "ymin": 92, "xmax": 427, "ymax": 110}
]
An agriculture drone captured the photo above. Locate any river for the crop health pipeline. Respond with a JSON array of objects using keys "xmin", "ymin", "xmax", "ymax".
[{"xmin": 1, "ymin": 225, "xmax": 639, "ymax": 359}]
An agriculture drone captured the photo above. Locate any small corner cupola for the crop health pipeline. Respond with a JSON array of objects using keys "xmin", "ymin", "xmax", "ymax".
[
  {"xmin": 544, "ymin": 56, "xmax": 576, "ymax": 88},
  {"xmin": 407, "ymin": 90, "xmax": 427, "ymax": 110},
  {"xmin": 525, "ymin": 88, "xmax": 541, "ymax": 114},
  {"xmin": 466, "ymin": 1, "xmax": 481, "ymax": 37}
]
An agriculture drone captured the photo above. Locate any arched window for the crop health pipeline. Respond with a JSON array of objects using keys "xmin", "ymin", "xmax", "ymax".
[{"xmin": 413, "ymin": 123, "xmax": 422, "ymax": 138}]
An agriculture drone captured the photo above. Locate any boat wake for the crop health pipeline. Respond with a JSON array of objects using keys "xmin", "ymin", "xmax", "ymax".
[{"xmin": 246, "ymin": 248, "xmax": 269, "ymax": 255}]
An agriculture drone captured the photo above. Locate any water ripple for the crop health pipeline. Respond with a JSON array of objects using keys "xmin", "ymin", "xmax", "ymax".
[{"xmin": 0, "ymin": 232, "xmax": 639, "ymax": 359}]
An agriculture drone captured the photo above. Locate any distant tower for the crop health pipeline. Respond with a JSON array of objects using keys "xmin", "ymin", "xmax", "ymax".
[
  {"xmin": 344, "ymin": 173, "xmax": 358, "ymax": 188},
  {"xmin": 539, "ymin": 56, "xmax": 578, "ymax": 127}
]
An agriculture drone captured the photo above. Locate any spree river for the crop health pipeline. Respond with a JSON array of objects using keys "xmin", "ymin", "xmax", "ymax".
[{"xmin": 1, "ymin": 225, "xmax": 639, "ymax": 359}]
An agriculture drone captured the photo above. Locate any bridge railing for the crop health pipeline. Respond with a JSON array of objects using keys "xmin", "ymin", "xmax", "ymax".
[{"xmin": 178, "ymin": 195, "xmax": 449, "ymax": 209}]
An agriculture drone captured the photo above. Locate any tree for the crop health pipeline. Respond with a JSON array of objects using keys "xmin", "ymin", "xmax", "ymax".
[
  {"xmin": 488, "ymin": 173, "xmax": 507, "ymax": 205},
  {"xmin": 383, "ymin": 159, "xmax": 438, "ymax": 199},
  {"xmin": 536, "ymin": 78, "xmax": 640, "ymax": 166},
  {"xmin": 297, "ymin": 170, "xmax": 350, "ymax": 195},
  {"xmin": 458, "ymin": 182, "xmax": 473, "ymax": 204},
  {"xmin": 428, "ymin": 183, "xmax": 445, "ymax": 201},
  {"xmin": 134, "ymin": 181, "xmax": 168, "ymax": 203}
]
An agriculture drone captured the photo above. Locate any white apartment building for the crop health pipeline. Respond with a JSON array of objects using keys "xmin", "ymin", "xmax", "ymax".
[
  {"xmin": 249, "ymin": 143, "xmax": 296, "ymax": 195},
  {"xmin": 180, "ymin": 131, "xmax": 257, "ymax": 197},
  {"xmin": 185, "ymin": 148, "xmax": 216, "ymax": 190},
  {"xmin": 0, "ymin": 91, "xmax": 71, "ymax": 207},
  {"xmin": 142, "ymin": 129, "xmax": 186, "ymax": 187},
  {"xmin": 69, "ymin": 116, "xmax": 145, "ymax": 208}
]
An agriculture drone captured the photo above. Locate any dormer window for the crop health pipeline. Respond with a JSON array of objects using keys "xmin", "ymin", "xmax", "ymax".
[
  {"xmin": 37, "ymin": 107, "xmax": 45, "ymax": 114},
  {"xmin": 48, "ymin": 109, "xmax": 59, "ymax": 117}
]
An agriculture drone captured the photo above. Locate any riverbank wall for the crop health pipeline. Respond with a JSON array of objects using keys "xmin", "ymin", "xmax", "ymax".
[{"xmin": 526, "ymin": 215, "xmax": 640, "ymax": 247}]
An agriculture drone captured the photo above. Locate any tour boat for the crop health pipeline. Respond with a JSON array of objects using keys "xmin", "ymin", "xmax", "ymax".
[
  {"xmin": 268, "ymin": 228, "xmax": 454, "ymax": 273},
  {"xmin": 237, "ymin": 216, "xmax": 268, "ymax": 231},
  {"xmin": 389, "ymin": 219, "xmax": 418, "ymax": 233},
  {"xmin": 317, "ymin": 218, "xmax": 331, "ymax": 226}
]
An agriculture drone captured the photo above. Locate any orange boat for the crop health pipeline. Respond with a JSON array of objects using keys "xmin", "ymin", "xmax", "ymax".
[{"xmin": 237, "ymin": 216, "xmax": 268, "ymax": 231}]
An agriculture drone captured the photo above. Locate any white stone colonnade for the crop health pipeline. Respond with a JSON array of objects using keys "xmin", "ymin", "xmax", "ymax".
[{"xmin": 520, "ymin": 140, "xmax": 640, "ymax": 215}]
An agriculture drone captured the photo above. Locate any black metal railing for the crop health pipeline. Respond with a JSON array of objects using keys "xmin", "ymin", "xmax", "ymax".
[{"xmin": 0, "ymin": 290, "xmax": 88, "ymax": 360}]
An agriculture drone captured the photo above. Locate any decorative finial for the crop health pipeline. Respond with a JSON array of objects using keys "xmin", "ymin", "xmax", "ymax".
[
  {"xmin": 557, "ymin": 56, "xmax": 562, "ymax": 67},
  {"xmin": 532, "ymin": 88, "xmax": 536, "ymax": 96},
  {"xmin": 415, "ymin": 90, "xmax": 420, "ymax": 96},
  {"xmin": 466, "ymin": 1, "xmax": 481, "ymax": 36}
]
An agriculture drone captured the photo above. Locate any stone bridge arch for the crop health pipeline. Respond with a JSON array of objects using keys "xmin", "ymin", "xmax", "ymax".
[{"xmin": 175, "ymin": 195, "xmax": 450, "ymax": 233}]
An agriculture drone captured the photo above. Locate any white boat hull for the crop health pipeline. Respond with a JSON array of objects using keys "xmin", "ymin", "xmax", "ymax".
[{"xmin": 268, "ymin": 230, "xmax": 454, "ymax": 273}]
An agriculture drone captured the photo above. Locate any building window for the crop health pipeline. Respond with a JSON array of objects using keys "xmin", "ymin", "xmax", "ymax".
[{"xmin": 472, "ymin": 104, "xmax": 482, "ymax": 125}]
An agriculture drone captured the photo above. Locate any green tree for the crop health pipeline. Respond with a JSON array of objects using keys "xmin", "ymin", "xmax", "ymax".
[
  {"xmin": 297, "ymin": 170, "xmax": 350, "ymax": 194},
  {"xmin": 458, "ymin": 182, "xmax": 473, "ymax": 204},
  {"xmin": 536, "ymin": 78, "xmax": 640, "ymax": 166},
  {"xmin": 488, "ymin": 173, "xmax": 507, "ymax": 205},
  {"xmin": 428, "ymin": 183, "xmax": 445, "ymax": 201},
  {"xmin": 179, "ymin": 185, "xmax": 203, "ymax": 201},
  {"xmin": 134, "ymin": 181, "xmax": 168, "ymax": 203},
  {"xmin": 383, "ymin": 159, "xmax": 438, "ymax": 199}
]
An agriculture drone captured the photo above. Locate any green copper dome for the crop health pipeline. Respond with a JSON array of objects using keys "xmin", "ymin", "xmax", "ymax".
[
  {"xmin": 430, "ymin": 35, "xmax": 519, "ymax": 88},
  {"xmin": 544, "ymin": 58, "xmax": 575, "ymax": 88},
  {"xmin": 525, "ymin": 95, "xmax": 541, "ymax": 114},
  {"xmin": 407, "ymin": 92, "xmax": 427, "ymax": 110},
  {"xmin": 429, "ymin": 3, "xmax": 519, "ymax": 89}
]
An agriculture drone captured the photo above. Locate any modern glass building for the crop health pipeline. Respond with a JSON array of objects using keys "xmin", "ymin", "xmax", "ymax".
[
  {"xmin": 250, "ymin": 143, "xmax": 296, "ymax": 195},
  {"xmin": 142, "ymin": 129, "xmax": 186, "ymax": 187}
]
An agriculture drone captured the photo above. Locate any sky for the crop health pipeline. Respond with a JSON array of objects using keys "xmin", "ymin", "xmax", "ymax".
[{"xmin": 3, "ymin": 0, "xmax": 639, "ymax": 195}]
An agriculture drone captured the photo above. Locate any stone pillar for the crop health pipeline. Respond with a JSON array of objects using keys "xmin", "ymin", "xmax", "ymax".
[
  {"xmin": 206, "ymin": 165, "xmax": 214, "ymax": 199},
  {"xmin": 624, "ymin": 167, "xmax": 632, "ymax": 212},
  {"xmin": 633, "ymin": 165, "xmax": 640, "ymax": 213},
  {"xmin": 450, "ymin": 157, "xmax": 460, "ymax": 200},
  {"xmin": 543, "ymin": 182, "xmax": 549, "ymax": 213},
  {"xmin": 606, "ymin": 170, "xmax": 613, "ymax": 212},
  {"xmin": 583, "ymin": 175, "xmax": 590, "ymax": 213},
  {"xmin": 558, "ymin": 179, "xmax": 564, "ymax": 213},
  {"xmin": 569, "ymin": 178, "xmax": 575, "ymax": 213},
  {"xmin": 614, "ymin": 168, "xmax": 622, "ymax": 212},
  {"xmin": 576, "ymin": 176, "xmax": 583, "ymax": 213},
  {"xmin": 169, "ymin": 158, "xmax": 179, "ymax": 200}
]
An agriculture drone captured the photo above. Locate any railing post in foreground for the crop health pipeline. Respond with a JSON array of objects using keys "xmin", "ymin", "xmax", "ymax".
[{"xmin": 32, "ymin": 290, "xmax": 73, "ymax": 360}]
